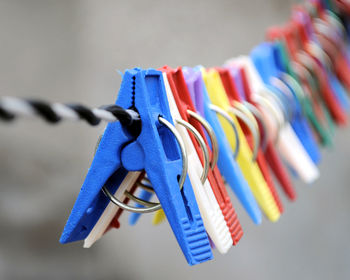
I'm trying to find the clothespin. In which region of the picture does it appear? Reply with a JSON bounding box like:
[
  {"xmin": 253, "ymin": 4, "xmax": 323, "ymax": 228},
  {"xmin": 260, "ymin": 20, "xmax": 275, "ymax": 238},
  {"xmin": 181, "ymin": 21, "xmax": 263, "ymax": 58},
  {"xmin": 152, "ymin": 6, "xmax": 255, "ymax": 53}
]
[
  {"xmin": 152, "ymin": 209, "xmax": 166, "ymax": 225},
  {"xmin": 60, "ymin": 68, "xmax": 213, "ymax": 265},
  {"xmin": 160, "ymin": 69, "xmax": 233, "ymax": 253},
  {"xmin": 217, "ymin": 67, "xmax": 284, "ymax": 214},
  {"xmin": 183, "ymin": 67, "xmax": 262, "ymax": 225},
  {"xmin": 294, "ymin": 6, "xmax": 350, "ymax": 108},
  {"xmin": 310, "ymin": 14, "xmax": 350, "ymax": 110},
  {"xmin": 286, "ymin": 9, "xmax": 348, "ymax": 125},
  {"xmin": 239, "ymin": 65, "xmax": 297, "ymax": 201},
  {"xmin": 160, "ymin": 67, "xmax": 243, "ymax": 247},
  {"xmin": 251, "ymin": 42, "xmax": 322, "ymax": 165},
  {"xmin": 267, "ymin": 21, "xmax": 342, "ymax": 143},
  {"xmin": 231, "ymin": 55, "xmax": 319, "ymax": 184},
  {"xmin": 202, "ymin": 68, "xmax": 281, "ymax": 222}
]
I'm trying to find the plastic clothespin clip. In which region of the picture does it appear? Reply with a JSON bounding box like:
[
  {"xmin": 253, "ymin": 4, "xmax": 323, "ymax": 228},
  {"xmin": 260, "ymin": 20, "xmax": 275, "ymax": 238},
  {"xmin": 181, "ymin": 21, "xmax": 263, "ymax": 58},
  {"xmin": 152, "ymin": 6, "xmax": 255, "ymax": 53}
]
[
  {"xmin": 273, "ymin": 41, "xmax": 322, "ymax": 164},
  {"xmin": 262, "ymin": 32, "xmax": 322, "ymax": 160},
  {"xmin": 270, "ymin": 24, "xmax": 334, "ymax": 144},
  {"xmin": 163, "ymin": 70, "xmax": 234, "ymax": 253},
  {"xmin": 161, "ymin": 66, "xmax": 243, "ymax": 247},
  {"xmin": 232, "ymin": 55, "xmax": 319, "ymax": 183},
  {"xmin": 238, "ymin": 65, "xmax": 297, "ymax": 201},
  {"xmin": 285, "ymin": 12, "xmax": 348, "ymax": 125},
  {"xmin": 230, "ymin": 66, "xmax": 287, "ymax": 208},
  {"xmin": 160, "ymin": 70, "xmax": 233, "ymax": 252},
  {"xmin": 292, "ymin": 7, "xmax": 350, "ymax": 112},
  {"xmin": 334, "ymin": 0, "xmax": 350, "ymax": 17},
  {"xmin": 267, "ymin": 23, "xmax": 337, "ymax": 145},
  {"xmin": 61, "ymin": 68, "xmax": 213, "ymax": 266},
  {"xmin": 251, "ymin": 42, "xmax": 322, "ymax": 165},
  {"xmin": 202, "ymin": 68, "xmax": 281, "ymax": 222},
  {"xmin": 217, "ymin": 67, "xmax": 284, "ymax": 214},
  {"xmin": 183, "ymin": 67, "xmax": 262, "ymax": 225},
  {"xmin": 152, "ymin": 209, "xmax": 166, "ymax": 225},
  {"xmin": 310, "ymin": 15, "xmax": 350, "ymax": 111}
]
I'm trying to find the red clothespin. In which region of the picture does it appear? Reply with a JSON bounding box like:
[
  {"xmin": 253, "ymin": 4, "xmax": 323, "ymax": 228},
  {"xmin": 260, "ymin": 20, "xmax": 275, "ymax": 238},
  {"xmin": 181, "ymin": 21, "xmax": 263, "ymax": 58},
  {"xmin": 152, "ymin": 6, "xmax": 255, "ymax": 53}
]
[
  {"xmin": 335, "ymin": 0, "xmax": 350, "ymax": 15},
  {"xmin": 160, "ymin": 66, "xmax": 243, "ymax": 245},
  {"xmin": 268, "ymin": 18, "xmax": 347, "ymax": 125},
  {"xmin": 239, "ymin": 67, "xmax": 296, "ymax": 201},
  {"xmin": 218, "ymin": 67, "xmax": 284, "ymax": 212}
]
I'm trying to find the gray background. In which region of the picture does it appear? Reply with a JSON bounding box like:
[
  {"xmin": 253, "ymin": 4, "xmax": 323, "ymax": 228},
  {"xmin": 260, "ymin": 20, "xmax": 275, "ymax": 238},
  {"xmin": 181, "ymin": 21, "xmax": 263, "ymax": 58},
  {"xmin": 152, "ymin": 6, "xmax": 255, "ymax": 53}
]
[{"xmin": 0, "ymin": 0, "xmax": 349, "ymax": 279}]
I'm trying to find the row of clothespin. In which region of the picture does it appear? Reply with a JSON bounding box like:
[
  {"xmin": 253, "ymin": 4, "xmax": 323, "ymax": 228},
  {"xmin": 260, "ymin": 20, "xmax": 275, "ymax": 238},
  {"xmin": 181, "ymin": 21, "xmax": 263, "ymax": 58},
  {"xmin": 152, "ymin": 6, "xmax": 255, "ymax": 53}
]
[{"xmin": 59, "ymin": 0, "xmax": 350, "ymax": 265}]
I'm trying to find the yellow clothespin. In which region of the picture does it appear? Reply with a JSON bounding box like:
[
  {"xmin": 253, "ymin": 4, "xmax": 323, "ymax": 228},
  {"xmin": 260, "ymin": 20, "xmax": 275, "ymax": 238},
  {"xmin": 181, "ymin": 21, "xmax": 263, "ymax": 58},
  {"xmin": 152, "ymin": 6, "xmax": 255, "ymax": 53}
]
[
  {"xmin": 152, "ymin": 209, "xmax": 166, "ymax": 225},
  {"xmin": 202, "ymin": 69, "xmax": 280, "ymax": 222}
]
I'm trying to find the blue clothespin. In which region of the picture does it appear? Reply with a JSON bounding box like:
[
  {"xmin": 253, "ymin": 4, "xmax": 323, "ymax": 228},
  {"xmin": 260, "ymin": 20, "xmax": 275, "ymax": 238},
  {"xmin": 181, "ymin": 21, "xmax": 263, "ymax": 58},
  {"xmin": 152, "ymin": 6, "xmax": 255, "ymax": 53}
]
[
  {"xmin": 129, "ymin": 188, "xmax": 153, "ymax": 225},
  {"xmin": 251, "ymin": 42, "xmax": 321, "ymax": 165},
  {"xmin": 183, "ymin": 67, "xmax": 262, "ymax": 225},
  {"xmin": 60, "ymin": 68, "xmax": 213, "ymax": 265},
  {"xmin": 327, "ymin": 68, "xmax": 350, "ymax": 112}
]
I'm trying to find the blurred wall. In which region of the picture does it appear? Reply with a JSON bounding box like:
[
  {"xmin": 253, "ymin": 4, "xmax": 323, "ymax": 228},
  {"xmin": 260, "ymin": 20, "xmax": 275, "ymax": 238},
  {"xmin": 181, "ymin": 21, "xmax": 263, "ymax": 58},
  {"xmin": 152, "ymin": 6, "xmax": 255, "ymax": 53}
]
[{"xmin": 0, "ymin": 0, "xmax": 349, "ymax": 279}]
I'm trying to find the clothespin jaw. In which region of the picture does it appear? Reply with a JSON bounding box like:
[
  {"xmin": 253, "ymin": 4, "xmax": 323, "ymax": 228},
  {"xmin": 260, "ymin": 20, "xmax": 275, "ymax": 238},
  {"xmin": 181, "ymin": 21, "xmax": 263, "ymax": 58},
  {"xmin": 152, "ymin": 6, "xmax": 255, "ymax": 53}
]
[{"xmin": 61, "ymin": 68, "xmax": 213, "ymax": 266}]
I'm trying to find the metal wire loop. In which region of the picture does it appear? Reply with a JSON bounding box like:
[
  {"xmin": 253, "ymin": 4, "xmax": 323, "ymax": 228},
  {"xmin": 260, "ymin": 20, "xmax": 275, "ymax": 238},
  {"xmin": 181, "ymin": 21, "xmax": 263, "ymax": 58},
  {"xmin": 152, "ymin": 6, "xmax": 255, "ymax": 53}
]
[
  {"xmin": 209, "ymin": 104, "xmax": 240, "ymax": 159},
  {"xmin": 176, "ymin": 118, "xmax": 210, "ymax": 184},
  {"xmin": 228, "ymin": 104, "xmax": 259, "ymax": 162},
  {"xmin": 242, "ymin": 102, "xmax": 269, "ymax": 152},
  {"xmin": 187, "ymin": 110, "xmax": 219, "ymax": 170}
]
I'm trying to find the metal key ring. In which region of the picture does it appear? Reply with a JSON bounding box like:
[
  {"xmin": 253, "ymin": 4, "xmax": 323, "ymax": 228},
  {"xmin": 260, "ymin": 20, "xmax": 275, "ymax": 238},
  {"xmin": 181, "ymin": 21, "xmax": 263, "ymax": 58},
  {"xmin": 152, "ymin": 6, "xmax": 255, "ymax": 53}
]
[
  {"xmin": 243, "ymin": 101, "xmax": 269, "ymax": 152},
  {"xmin": 209, "ymin": 104, "xmax": 240, "ymax": 159},
  {"xmin": 228, "ymin": 103, "xmax": 259, "ymax": 162},
  {"xmin": 102, "ymin": 116, "xmax": 188, "ymax": 213},
  {"xmin": 176, "ymin": 119, "xmax": 210, "ymax": 184},
  {"xmin": 187, "ymin": 110, "xmax": 219, "ymax": 171}
]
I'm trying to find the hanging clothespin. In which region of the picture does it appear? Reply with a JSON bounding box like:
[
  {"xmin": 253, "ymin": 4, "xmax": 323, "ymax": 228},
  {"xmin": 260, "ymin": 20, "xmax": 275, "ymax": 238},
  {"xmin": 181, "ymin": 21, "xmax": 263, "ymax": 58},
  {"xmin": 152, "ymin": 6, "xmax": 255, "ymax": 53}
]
[
  {"xmin": 231, "ymin": 55, "xmax": 319, "ymax": 184},
  {"xmin": 267, "ymin": 23, "xmax": 337, "ymax": 146},
  {"xmin": 251, "ymin": 42, "xmax": 322, "ymax": 165},
  {"xmin": 217, "ymin": 67, "xmax": 284, "ymax": 214},
  {"xmin": 202, "ymin": 68, "xmax": 281, "ymax": 222},
  {"xmin": 161, "ymin": 66, "xmax": 243, "ymax": 247},
  {"xmin": 238, "ymin": 65, "xmax": 296, "ymax": 201},
  {"xmin": 284, "ymin": 9, "xmax": 348, "ymax": 125},
  {"xmin": 60, "ymin": 68, "xmax": 213, "ymax": 266},
  {"xmin": 308, "ymin": 9, "xmax": 350, "ymax": 110},
  {"xmin": 183, "ymin": 67, "xmax": 262, "ymax": 225}
]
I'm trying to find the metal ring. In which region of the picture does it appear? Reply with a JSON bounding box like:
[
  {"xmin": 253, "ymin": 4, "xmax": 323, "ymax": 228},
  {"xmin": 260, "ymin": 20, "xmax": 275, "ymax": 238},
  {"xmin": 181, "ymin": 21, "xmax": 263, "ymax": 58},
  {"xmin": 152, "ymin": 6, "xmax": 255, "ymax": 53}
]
[
  {"xmin": 243, "ymin": 101, "xmax": 269, "ymax": 152},
  {"xmin": 124, "ymin": 191, "xmax": 157, "ymax": 207},
  {"xmin": 254, "ymin": 94, "xmax": 282, "ymax": 145},
  {"xmin": 102, "ymin": 116, "xmax": 188, "ymax": 213},
  {"xmin": 270, "ymin": 77, "xmax": 295, "ymax": 121},
  {"xmin": 209, "ymin": 104, "xmax": 240, "ymax": 159},
  {"xmin": 136, "ymin": 182, "xmax": 155, "ymax": 193},
  {"xmin": 228, "ymin": 104, "xmax": 259, "ymax": 162},
  {"xmin": 176, "ymin": 118, "xmax": 210, "ymax": 184},
  {"xmin": 187, "ymin": 110, "xmax": 219, "ymax": 170}
]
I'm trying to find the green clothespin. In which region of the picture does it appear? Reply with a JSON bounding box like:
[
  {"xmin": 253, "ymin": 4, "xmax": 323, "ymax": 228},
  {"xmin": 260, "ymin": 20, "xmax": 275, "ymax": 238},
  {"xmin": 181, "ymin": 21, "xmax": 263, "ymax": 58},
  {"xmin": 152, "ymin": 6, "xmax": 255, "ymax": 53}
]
[{"xmin": 274, "ymin": 40, "xmax": 333, "ymax": 145}]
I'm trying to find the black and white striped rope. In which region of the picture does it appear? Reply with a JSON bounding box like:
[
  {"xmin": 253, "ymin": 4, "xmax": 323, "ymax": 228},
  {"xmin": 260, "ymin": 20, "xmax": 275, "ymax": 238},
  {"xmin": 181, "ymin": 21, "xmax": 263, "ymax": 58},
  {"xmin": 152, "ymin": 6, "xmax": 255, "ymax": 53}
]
[{"xmin": 0, "ymin": 96, "xmax": 140, "ymax": 128}]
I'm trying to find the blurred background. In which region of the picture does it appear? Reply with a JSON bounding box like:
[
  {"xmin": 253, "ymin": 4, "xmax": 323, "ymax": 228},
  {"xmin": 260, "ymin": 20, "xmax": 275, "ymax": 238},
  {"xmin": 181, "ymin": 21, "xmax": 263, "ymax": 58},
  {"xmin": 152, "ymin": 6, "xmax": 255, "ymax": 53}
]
[{"xmin": 0, "ymin": 0, "xmax": 349, "ymax": 279}]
